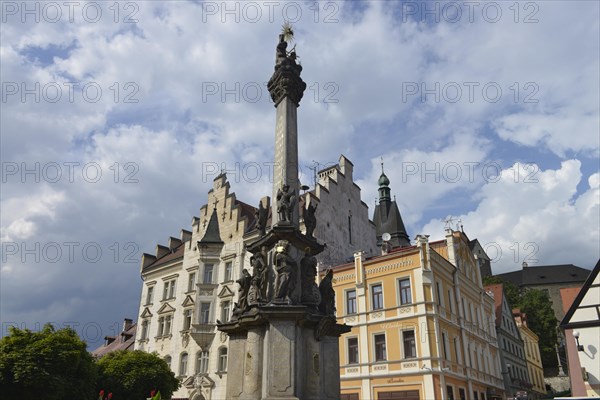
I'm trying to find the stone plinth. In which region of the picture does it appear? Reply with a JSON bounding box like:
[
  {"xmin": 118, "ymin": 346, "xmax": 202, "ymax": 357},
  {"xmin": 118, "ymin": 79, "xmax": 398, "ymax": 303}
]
[{"xmin": 218, "ymin": 306, "xmax": 349, "ymax": 400}]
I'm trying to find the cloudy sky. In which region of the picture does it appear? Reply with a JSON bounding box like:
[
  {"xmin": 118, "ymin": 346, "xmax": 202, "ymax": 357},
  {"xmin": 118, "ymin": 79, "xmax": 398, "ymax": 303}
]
[{"xmin": 1, "ymin": 1, "xmax": 598, "ymax": 347}]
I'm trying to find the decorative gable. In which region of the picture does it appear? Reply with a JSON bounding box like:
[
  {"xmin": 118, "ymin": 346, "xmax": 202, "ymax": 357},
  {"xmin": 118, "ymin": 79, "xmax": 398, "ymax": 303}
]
[
  {"xmin": 157, "ymin": 302, "xmax": 176, "ymax": 314},
  {"xmin": 181, "ymin": 295, "xmax": 195, "ymax": 308},
  {"xmin": 218, "ymin": 285, "xmax": 234, "ymax": 299},
  {"xmin": 140, "ymin": 307, "xmax": 153, "ymax": 319}
]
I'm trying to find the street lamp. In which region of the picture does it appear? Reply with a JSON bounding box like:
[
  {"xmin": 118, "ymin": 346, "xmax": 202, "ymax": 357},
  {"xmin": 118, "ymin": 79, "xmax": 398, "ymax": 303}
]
[{"xmin": 573, "ymin": 331, "xmax": 584, "ymax": 351}]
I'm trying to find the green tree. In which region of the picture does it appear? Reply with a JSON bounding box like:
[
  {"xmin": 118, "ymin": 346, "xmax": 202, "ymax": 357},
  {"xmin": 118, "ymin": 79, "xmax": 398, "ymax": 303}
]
[
  {"xmin": 96, "ymin": 350, "xmax": 179, "ymax": 399},
  {"xmin": 519, "ymin": 288, "xmax": 559, "ymax": 368},
  {"xmin": 0, "ymin": 324, "xmax": 97, "ymax": 400}
]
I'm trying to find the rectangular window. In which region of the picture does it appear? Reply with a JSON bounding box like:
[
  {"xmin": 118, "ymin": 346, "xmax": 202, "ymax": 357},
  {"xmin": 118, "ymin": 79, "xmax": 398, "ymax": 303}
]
[
  {"xmin": 372, "ymin": 284, "xmax": 383, "ymax": 310},
  {"xmin": 179, "ymin": 353, "xmax": 188, "ymax": 376},
  {"xmin": 436, "ymin": 282, "xmax": 442, "ymax": 306},
  {"xmin": 203, "ymin": 264, "xmax": 214, "ymax": 284},
  {"xmin": 346, "ymin": 289, "xmax": 357, "ymax": 314},
  {"xmin": 447, "ymin": 386, "xmax": 454, "ymax": 400},
  {"xmin": 183, "ymin": 309, "xmax": 192, "ymax": 330},
  {"xmin": 348, "ymin": 337, "xmax": 359, "ymax": 364},
  {"xmin": 200, "ymin": 302, "xmax": 211, "ymax": 324},
  {"xmin": 374, "ymin": 334, "xmax": 386, "ymax": 361},
  {"xmin": 163, "ymin": 280, "xmax": 176, "ymax": 300},
  {"xmin": 221, "ymin": 301, "xmax": 231, "ymax": 322},
  {"xmin": 141, "ymin": 320, "xmax": 149, "ymax": 340},
  {"xmin": 157, "ymin": 317, "xmax": 165, "ymax": 336},
  {"xmin": 442, "ymin": 332, "xmax": 448, "ymax": 360},
  {"xmin": 165, "ymin": 315, "xmax": 172, "ymax": 335},
  {"xmin": 218, "ymin": 348, "xmax": 228, "ymax": 371},
  {"xmin": 403, "ymin": 330, "xmax": 416, "ymax": 359},
  {"xmin": 187, "ymin": 273, "xmax": 196, "ymax": 292},
  {"xmin": 197, "ymin": 351, "xmax": 209, "ymax": 374},
  {"xmin": 459, "ymin": 388, "xmax": 466, "ymax": 400},
  {"xmin": 399, "ymin": 278, "xmax": 412, "ymax": 305},
  {"xmin": 474, "ymin": 392, "xmax": 479, "ymax": 400},
  {"xmin": 145, "ymin": 286, "xmax": 154, "ymax": 305},
  {"xmin": 224, "ymin": 261, "xmax": 233, "ymax": 282}
]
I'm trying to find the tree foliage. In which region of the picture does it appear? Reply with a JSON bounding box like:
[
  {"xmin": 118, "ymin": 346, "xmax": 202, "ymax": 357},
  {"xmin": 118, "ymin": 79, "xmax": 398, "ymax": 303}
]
[
  {"xmin": 519, "ymin": 289, "xmax": 559, "ymax": 368},
  {"xmin": 0, "ymin": 324, "xmax": 97, "ymax": 400},
  {"xmin": 96, "ymin": 350, "xmax": 180, "ymax": 399}
]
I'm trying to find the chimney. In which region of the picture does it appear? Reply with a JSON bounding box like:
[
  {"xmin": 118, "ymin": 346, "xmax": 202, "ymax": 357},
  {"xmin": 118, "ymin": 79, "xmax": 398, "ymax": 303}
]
[
  {"xmin": 104, "ymin": 336, "xmax": 116, "ymax": 346},
  {"xmin": 522, "ymin": 261, "xmax": 528, "ymax": 269},
  {"xmin": 123, "ymin": 318, "xmax": 133, "ymax": 332}
]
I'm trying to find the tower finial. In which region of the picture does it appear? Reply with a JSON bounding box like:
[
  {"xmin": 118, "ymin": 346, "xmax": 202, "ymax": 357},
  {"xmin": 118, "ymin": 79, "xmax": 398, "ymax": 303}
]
[{"xmin": 381, "ymin": 156, "xmax": 384, "ymax": 174}]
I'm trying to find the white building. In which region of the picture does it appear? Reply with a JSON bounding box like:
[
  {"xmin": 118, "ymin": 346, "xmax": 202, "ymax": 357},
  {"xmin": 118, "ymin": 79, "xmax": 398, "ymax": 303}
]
[{"xmin": 134, "ymin": 157, "xmax": 378, "ymax": 400}]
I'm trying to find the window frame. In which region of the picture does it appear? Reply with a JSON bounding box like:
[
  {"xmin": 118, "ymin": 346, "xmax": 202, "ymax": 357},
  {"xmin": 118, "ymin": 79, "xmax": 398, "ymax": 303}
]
[
  {"xmin": 145, "ymin": 285, "xmax": 154, "ymax": 305},
  {"xmin": 346, "ymin": 289, "xmax": 357, "ymax": 315},
  {"xmin": 371, "ymin": 283, "xmax": 384, "ymax": 311},
  {"xmin": 347, "ymin": 336, "xmax": 359, "ymax": 364},
  {"xmin": 196, "ymin": 350, "xmax": 209, "ymax": 374},
  {"xmin": 402, "ymin": 329, "xmax": 417, "ymax": 359},
  {"xmin": 187, "ymin": 272, "xmax": 196, "ymax": 292},
  {"xmin": 373, "ymin": 333, "xmax": 387, "ymax": 362},
  {"xmin": 203, "ymin": 264, "xmax": 214, "ymax": 284},
  {"xmin": 224, "ymin": 261, "xmax": 233, "ymax": 282},
  {"xmin": 200, "ymin": 302, "xmax": 211, "ymax": 324},
  {"xmin": 183, "ymin": 308, "xmax": 193, "ymax": 331},
  {"xmin": 179, "ymin": 352, "xmax": 188, "ymax": 377},
  {"xmin": 398, "ymin": 277, "xmax": 412, "ymax": 305},
  {"xmin": 218, "ymin": 347, "xmax": 228, "ymax": 372}
]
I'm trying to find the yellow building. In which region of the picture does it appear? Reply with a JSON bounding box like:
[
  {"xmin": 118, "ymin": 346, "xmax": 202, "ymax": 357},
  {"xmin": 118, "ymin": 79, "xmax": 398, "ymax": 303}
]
[
  {"xmin": 513, "ymin": 310, "xmax": 546, "ymax": 398},
  {"xmin": 331, "ymin": 230, "xmax": 505, "ymax": 400}
]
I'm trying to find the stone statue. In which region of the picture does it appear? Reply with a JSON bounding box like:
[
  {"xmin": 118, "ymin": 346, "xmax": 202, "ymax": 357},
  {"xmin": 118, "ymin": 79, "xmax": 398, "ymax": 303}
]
[
  {"xmin": 251, "ymin": 247, "xmax": 269, "ymax": 301},
  {"xmin": 258, "ymin": 246, "xmax": 269, "ymax": 301},
  {"xmin": 247, "ymin": 275, "xmax": 260, "ymax": 307},
  {"xmin": 275, "ymin": 33, "xmax": 287, "ymax": 66},
  {"xmin": 303, "ymin": 202, "xmax": 318, "ymax": 238},
  {"xmin": 318, "ymin": 269, "xmax": 335, "ymax": 316},
  {"xmin": 300, "ymin": 250, "xmax": 321, "ymax": 306},
  {"xmin": 236, "ymin": 269, "xmax": 252, "ymax": 312},
  {"xmin": 273, "ymin": 240, "xmax": 296, "ymax": 303},
  {"xmin": 254, "ymin": 200, "xmax": 268, "ymax": 237},
  {"xmin": 276, "ymin": 184, "xmax": 295, "ymax": 223}
]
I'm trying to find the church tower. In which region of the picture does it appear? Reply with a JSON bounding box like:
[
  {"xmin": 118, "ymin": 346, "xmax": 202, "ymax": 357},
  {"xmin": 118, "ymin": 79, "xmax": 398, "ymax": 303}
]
[{"xmin": 373, "ymin": 161, "xmax": 411, "ymax": 248}]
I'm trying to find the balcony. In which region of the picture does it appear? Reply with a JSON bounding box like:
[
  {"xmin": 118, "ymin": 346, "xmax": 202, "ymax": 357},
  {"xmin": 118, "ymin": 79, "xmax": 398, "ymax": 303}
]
[{"xmin": 190, "ymin": 322, "xmax": 216, "ymax": 348}]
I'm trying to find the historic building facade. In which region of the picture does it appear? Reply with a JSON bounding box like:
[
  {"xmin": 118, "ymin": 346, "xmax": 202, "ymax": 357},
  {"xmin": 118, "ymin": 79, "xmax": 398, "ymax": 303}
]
[
  {"xmin": 513, "ymin": 310, "xmax": 546, "ymax": 398},
  {"xmin": 332, "ymin": 228, "xmax": 505, "ymax": 400},
  {"xmin": 134, "ymin": 155, "xmax": 378, "ymax": 400},
  {"xmin": 484, "ymin": 284, "xmax": 531, "ymax": 399}
]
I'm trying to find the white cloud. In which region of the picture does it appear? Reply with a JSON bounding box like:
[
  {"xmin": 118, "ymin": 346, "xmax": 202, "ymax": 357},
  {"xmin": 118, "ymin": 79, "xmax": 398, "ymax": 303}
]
[{"xmin": 421, "ymin": 161, "xmax": 600, "ymax": 272}]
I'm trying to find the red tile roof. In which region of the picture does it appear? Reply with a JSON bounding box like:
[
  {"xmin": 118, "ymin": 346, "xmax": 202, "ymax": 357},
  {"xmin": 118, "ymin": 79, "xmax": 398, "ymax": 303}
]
[{"xmin": 484, "ymin": 283, "xmax": 504, "ymax": 327}]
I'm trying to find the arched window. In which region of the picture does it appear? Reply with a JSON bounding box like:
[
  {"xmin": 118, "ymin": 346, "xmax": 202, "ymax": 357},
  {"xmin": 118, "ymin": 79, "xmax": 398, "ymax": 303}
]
[
  {"xmin": 179, "ymin": 352, "xmax": 188, "ymax": 376},
  {"xmin": 218, "ymin": 347, "xmax": 228, "ymax": 372},
  {"xmin": 196, "ymin": 350, "xmax": 209, "ymax": 374}
]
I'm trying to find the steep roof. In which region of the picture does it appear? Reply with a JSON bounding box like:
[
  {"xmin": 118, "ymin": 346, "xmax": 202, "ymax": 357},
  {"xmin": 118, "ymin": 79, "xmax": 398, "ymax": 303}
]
[
  {"xmin": 496, "ymin": 264, "xmax": 591, "ymax": 287},
  {"xmin": 373, "ymin": 200, "xmax": 411, "ymax": 248},
  {"xmin": 199, "ymin": 208, "xmax": 223, "ymax": 244}
]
